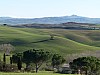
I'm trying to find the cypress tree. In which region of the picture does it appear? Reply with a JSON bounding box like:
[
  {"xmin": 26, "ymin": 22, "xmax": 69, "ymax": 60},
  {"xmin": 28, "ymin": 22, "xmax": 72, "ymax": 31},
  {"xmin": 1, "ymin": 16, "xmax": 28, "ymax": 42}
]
[
  {"xmin": 10, "ymin": 57, "xmax": 12, "ymax": 65},
  {"xmin": 3, "ymin": 53, "xmax": 6, "ymax": 69},
  {"xmin": 17, "ymin": 57, "xmax": 22, "ymax": 70}
]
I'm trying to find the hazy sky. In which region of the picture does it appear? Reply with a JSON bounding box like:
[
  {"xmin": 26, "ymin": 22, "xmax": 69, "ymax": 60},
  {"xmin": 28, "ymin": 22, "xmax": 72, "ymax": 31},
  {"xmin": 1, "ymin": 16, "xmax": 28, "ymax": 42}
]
[{"xmin": 0, "ymin": 0, "xmax": 100, "ymax": 18}]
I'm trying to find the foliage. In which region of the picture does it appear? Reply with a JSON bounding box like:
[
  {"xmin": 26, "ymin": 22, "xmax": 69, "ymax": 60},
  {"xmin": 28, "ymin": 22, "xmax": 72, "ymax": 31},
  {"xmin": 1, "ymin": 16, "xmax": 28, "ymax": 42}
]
[
  {"xmin": 2, "ymin": 64, "xmax": 18, "ymax": 72},
  {"xmin": 23, "ymin": 49, "xmax": 52, "ymax": 73},
  {"xmin": 0, "ymin": 60, "xmax": 18, "ymax": 72},
  {"xmin": 69, "ymin": 56, "xmax": 100, "ymax": 75},
  {"xmin": 12, "ymin": 53, "xmax": 23, "ymax": 70},
  {"xmin": 3, "ymin": 53, "xmax": 6, "ymax": 69},
  {"xmin": 17, "ymin": 57, "xmax": 22, "ymax": 70},
  {"xmin": 50, "ymin": 35, "xmax": 54, "ymax": 40},
  {"xmin": 52, "ymin": 54, "xmax": 65, "ymax": 69},
  {"xmin": 0, "ymin": 44, "xmax": 14, "ymax": 55},
  {"xmin": 10, "ymin": 57, "xmax": 12, "ymax": 64},
  {"xmin": 0, "ymin": 60, "xmax": 3, "ymax": 71}
]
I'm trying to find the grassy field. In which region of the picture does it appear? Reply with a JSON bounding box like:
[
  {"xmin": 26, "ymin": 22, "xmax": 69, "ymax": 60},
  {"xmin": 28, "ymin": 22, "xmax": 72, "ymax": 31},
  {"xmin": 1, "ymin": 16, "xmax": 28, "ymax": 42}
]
[
  {"xmin": 42, "ymin": 29, "xmax": 100, "ymax": 47},
  {"xmin": 0, "ymin": 72, "xmax": 77, "ymax": 75},
  {"xmin": 0, "ymin": 26, "xmax": 99, "ymax": 56}
]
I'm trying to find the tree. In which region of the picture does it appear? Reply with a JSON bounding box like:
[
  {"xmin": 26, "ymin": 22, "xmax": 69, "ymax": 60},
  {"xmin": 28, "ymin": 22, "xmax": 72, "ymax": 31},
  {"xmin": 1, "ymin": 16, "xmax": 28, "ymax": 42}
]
[
  {"xmin": 0, "ymin": 60, "xmax": 3, "ymax": 71},
  {"xmin": 3, "ymin": 53, "xmax": 6, "ymax": 69},
  {"xmin": 10, "ymin": 57, "xmax": 12, "ymax": 65},
  {"xmin": 0, "ymin": 44, "xmax": 15, "ymax": 56},
  {"xmin": 52, "ymin": 54, "xmax": 65, "ymax": 69},
  {"xmin": 3, "ymin": 24, "xmax": 7, "ymax": 26},
  {"xmin": 12, "ymin": 53, "xmax": 23, "ymax": 70},
  {"xmin": 69, "ymin": 56, "xmax": 100, "ymax": 75},
  {"xmin": 17, "ymin": 57, "xmax": 22, "ymax": 70},
  {"xmin": 50, "ymin": 35, "xmax": 54, "ymax": 40},
  {"xmin": 23, "ymin": 49, "xmax": 51, "ymax": 73},
  {"xmin": 22, "ymin": 50, "xmax": 32, "ymax": 70}
]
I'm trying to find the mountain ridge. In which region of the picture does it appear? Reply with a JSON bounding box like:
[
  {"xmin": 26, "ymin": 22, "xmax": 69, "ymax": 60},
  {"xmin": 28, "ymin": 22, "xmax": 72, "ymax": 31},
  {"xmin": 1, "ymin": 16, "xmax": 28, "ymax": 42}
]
[{"xmin": 0, "ymin": 15, "xmax": 100, "ymax": 25}]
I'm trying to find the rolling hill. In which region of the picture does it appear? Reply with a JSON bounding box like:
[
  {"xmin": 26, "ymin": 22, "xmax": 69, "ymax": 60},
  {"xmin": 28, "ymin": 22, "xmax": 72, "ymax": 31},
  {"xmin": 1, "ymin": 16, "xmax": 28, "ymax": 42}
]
[
  {"xmin": 12, "ymin": 22, "xmax": 100, "ymax": 30},
  {"xmin": 0, "ymin": 26, "xmax": 99, "ymax": 56}
]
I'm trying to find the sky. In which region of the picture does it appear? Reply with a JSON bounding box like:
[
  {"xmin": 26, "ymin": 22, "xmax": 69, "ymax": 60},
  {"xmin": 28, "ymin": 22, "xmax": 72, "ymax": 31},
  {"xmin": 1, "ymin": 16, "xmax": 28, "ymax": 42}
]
[{"xmin": 0, "ymin": 0, "xmax": 100, "ymax": 18}]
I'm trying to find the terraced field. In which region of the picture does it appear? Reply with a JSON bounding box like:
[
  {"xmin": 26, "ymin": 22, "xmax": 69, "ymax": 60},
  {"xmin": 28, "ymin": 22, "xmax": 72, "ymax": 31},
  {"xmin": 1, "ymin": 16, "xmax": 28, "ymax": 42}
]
[{"xmin": 0, "ymin": 26, "xmax": 100, "ymax": 56}]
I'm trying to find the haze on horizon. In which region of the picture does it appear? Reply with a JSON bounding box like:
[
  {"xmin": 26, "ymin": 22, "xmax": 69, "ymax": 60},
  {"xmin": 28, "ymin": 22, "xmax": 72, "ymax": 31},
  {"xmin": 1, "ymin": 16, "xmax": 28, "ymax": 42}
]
[{"xmin": 0, "ymin": 0, "xmax": 100, "ymax": 18}]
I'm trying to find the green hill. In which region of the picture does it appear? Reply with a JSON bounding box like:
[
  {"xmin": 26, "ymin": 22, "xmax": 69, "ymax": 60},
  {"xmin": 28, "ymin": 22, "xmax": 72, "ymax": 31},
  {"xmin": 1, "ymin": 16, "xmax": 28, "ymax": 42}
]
[
  {"xmin": 0, "ymin": 26, "xmax": 99, "ymax": 56},
  {"xmin": 42, "ymin": 29, "xmax": 100, "ymax": 47}
]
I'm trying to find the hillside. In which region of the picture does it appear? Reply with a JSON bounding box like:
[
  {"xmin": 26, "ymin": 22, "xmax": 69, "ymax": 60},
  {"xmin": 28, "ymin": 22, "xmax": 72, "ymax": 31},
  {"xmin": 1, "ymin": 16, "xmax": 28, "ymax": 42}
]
[
  {"xmin": 0, "ymin": 26, "xmax": 99, "ymax": 56},
  {"xmin": 41, "ymin": 29, "xmax": 100, "ymax": 47},
  {"xmin": 1, "ymin": 15, "xmax": 100, "ymax": 25},
  {"xmin": 12, "ymin": 22, "xmax": 100, "ymax": 30}
]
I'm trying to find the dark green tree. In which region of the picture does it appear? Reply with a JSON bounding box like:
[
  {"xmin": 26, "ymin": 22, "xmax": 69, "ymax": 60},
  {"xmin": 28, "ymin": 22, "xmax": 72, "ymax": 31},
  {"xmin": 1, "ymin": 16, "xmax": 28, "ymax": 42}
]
[
  {"xmin": 12, "ymin": 53, "xmax": 23, "ymax": 70},
  {"xmin": 3, "ymin": 24, "xmax": 7, "ymax": 26},
  {"xmin": 10, "ymin": 57, "xmax": 12, "ymax": 65},
  {"xmin": 69, "ymin": 56, "xmax": 100, "ymax": 75},
  {"xmin": 3, "ymin": 53, "xmax": 6, "ymax": 69},
  {"xmin": 23, "ymin": 49, "xmax": 51, "ymax": 73},
  {"xmin": 52, "ymin": 54, "xmax": 65, "ymax": 69},
  {"xmin": 22, "ymin": 50, "xmax": 32, "ymax": 70},
  {"xmin": 0, "ymin": 59, "xmax": 3, "ymax": 71},
  {"xmin": 17, "ymin": 57, "xmax": 22, "ymax": 70},
  {"xmin": 50, "ymin": 35, "xmax": 54, "ymax": 40}
]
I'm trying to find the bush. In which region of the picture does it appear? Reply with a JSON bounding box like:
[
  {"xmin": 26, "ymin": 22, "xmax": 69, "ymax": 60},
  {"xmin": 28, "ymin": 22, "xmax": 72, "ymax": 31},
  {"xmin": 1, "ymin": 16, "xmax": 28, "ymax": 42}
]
[
  {"xmin": 61, "ymin": 69, "xmax": 72, "ymax": 74},
  {"xmin": 2, "ymin": 64, "xmax": 18, "ymax": 72}
]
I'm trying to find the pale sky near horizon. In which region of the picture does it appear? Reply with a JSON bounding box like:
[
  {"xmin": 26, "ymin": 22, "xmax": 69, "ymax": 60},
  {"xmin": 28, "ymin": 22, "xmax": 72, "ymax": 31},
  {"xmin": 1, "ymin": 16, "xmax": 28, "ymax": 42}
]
[{"xmin": 0, "ymin": 0, "xmax": 100, "ymax": 18}]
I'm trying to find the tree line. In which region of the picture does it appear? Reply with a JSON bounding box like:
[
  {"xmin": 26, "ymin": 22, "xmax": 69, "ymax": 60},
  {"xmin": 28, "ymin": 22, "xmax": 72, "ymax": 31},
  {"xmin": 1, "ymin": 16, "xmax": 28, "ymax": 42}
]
[
  {"xmin": 1, "ymin": 47, "xmax": 100, "ymax": 75},
  {"xmin": 70, "ymin": 56, "xmax": 100, "ymax": 75},
  {"xmin": 2, "ymin": 49, "xmax": 65, "ymax": 73}
]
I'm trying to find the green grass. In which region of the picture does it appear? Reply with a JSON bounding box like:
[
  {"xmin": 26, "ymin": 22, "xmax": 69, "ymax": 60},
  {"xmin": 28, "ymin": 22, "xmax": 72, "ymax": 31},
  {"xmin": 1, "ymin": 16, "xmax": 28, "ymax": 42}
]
[
  {"xmin": 42, "ymin": 29, "xmax": 100, "ymax": 47},
  {"xmin": 0, "ymin": 26, "xmax": 99, "ymax": 56},
  {"xmin": 0, "ymin": 71, "xmax": 77, "ymax": 75}
]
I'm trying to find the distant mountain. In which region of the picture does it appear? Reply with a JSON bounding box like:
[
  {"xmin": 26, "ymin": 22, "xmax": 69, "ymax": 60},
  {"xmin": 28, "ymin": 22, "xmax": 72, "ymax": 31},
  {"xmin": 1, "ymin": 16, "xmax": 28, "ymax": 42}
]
[
  {"xmin": 0, "ymin": 17, "xmax": 12, "ymax": 19},
  {"xmin": 0, "ymin": 15, "xmax": 100, "ymax": 25}
]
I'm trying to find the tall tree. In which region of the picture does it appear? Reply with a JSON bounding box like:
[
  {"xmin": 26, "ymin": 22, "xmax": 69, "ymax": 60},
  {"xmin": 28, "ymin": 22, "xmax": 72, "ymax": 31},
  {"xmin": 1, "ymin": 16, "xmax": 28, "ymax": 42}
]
[
  {"xmin": 10, "ymin": 57, "xmax": 12, "ymax": 65},
  {"xmin": 52, "ymin": 54, "xmax": 65, "ymax": 69},
  {"xmin": 0, "ymin": 44, "xmax": 15, "ymax": 56},
  {"xmin": 23, "ymin": 49, "xmax": 51, "ymax": 73},
  {"xmin": 3, "ymin": 53, "xmax": 6, "ymax": 69},
  {"xmin": 22, "ymin": 50, "xmax": 32, "ymax": 70},
  {"xmin": 50, "ymin": 35, "xmax": 54, "ymax": 40},
  {"xmin": 17, "ymin": 57, "xmax": 22, "ymax": 70},
  {"xmin": 12, "ymin": 53, "xmax": 23, "ymax": 70},
  {"xmin": 69, "ymin": 56, "xmax": 100, "ymax": 75}
]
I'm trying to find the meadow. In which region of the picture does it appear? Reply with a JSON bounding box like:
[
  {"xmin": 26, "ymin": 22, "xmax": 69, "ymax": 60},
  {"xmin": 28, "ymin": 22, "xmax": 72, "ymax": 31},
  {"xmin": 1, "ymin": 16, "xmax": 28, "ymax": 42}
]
[{"xmin": 0, "ymin": 26, "xmax": 99, "ymax": 56}]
